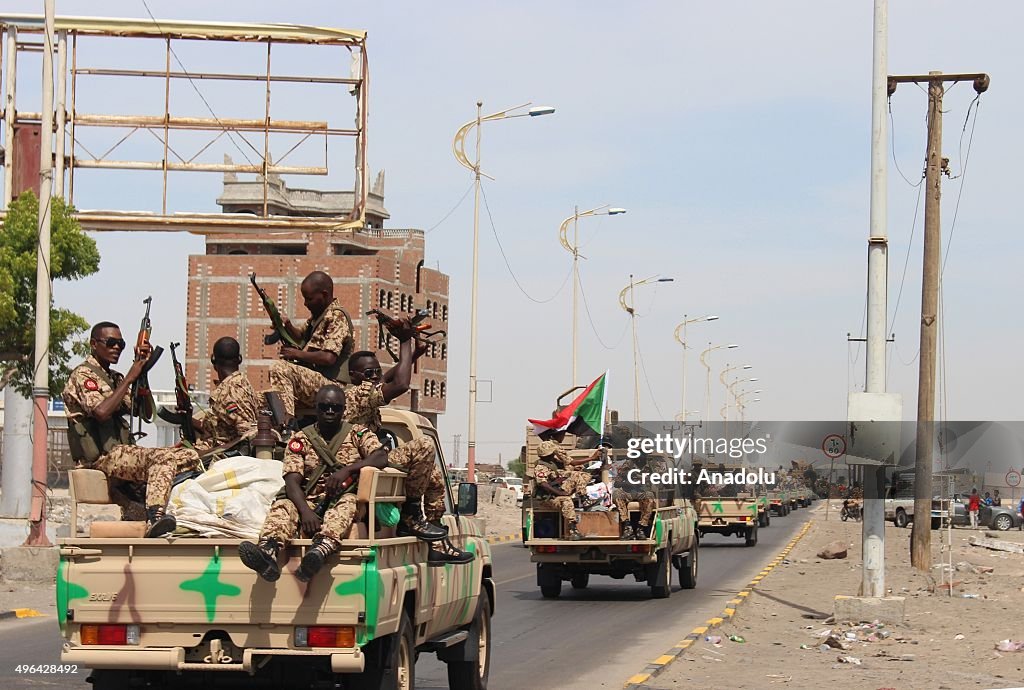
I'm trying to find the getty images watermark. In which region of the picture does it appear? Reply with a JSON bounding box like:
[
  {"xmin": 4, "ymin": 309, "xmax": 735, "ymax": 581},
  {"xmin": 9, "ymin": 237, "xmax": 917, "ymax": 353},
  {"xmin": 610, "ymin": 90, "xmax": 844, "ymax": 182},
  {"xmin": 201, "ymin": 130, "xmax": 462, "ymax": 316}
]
[{"xmin": 622, "ymin": 433, "xmax": 776, "ymax": 487}]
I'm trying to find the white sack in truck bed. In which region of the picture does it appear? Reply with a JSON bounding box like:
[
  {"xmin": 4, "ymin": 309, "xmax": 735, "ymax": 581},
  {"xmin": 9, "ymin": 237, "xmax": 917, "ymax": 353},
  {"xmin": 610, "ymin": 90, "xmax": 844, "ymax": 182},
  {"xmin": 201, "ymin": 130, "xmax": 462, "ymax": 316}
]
[{"xmin": 168, "ymin": 456, "xmax": 284, "ymax": 539}]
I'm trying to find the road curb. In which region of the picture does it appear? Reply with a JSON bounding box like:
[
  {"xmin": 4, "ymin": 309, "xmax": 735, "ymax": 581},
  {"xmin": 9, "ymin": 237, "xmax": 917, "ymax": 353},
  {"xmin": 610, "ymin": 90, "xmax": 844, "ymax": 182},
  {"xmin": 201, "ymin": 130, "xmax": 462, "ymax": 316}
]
[
  {"xmin": 623, "ymin": 519, "xmax": 814, "ymax": 689},
  {"xmin": 485, "ymin": 533, "xmax": 521, "ymax": 545},
  {"xmin": 0, "ymin": 608, "xmax": 43, "ymax": 621}
]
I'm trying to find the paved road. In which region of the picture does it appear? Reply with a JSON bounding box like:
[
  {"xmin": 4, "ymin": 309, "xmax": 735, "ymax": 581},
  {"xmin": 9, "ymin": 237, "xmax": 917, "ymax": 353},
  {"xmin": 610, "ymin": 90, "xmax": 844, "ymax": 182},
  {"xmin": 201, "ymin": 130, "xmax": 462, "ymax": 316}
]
[{"xmin": 0, "ymin": 511, "xmax": 813, "ymax": 689}]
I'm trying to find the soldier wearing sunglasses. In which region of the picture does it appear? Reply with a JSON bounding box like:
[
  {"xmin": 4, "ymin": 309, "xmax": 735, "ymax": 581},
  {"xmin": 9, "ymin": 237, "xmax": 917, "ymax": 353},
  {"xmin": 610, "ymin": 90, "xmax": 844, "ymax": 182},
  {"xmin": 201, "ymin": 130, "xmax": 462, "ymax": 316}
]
[
  {"xmin": 63, "ymin": 322, "xmax": 201, "ymax": 537},
  {"xmin": 346, "ymin": 321, "xmax": 472, "ymax": 565}
]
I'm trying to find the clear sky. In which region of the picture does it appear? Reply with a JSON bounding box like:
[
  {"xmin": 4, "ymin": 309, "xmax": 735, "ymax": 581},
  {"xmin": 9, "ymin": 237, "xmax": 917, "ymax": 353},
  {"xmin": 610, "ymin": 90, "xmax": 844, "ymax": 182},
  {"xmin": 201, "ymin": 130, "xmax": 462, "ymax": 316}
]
[{"xmin": 3, "ymin": 1, "xmax": 1021, "ymax": 466}]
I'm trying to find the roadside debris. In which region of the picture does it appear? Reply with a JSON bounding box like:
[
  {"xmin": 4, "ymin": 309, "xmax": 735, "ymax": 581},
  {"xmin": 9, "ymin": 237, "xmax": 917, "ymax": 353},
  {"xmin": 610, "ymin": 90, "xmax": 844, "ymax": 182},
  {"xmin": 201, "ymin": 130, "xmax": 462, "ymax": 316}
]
[
  {"xmin": 995, "ymin": 640, "xmax": 1024, "ymax": 652},
  {"xmin": 837, "ymin": 655, "xmax": 862, "ymax": 665},
  {"xmin": 968, "ymin": 537, "xmax": 1024, "ymax": 554},
  {"xmin": 728, "ymin": 635, "xmax": 746, "ymax": 643},
  {"xmin": 817, "ymin": 541, "xmax": 849, "ymax": 559},
  {"xmin": 705, "ymin": 635, "xmax": 723, "ymax": 645}
]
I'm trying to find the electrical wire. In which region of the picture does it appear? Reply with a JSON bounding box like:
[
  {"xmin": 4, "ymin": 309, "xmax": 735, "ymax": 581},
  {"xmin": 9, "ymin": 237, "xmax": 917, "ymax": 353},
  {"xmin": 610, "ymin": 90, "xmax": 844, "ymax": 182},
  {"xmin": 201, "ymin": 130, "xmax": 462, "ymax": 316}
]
[
  {"xmin": 888, "ymin": 98, "xmax": 925, "ymax": 188},
  {"xmin": 479, "ymin": 183, "xmax": 572, "ymax": 304},
  {"xmin": 424, "ymin": 183, "xmax": 473, "ymax": 235},
  {"xmin": 576, "ymin": 266, "xmax": 630, "ymax": 351},
  {"xmin": 942, "ymin": 96, "xmax": 981, "ymax": 274},
  {"xmin": 140, "ymin": 0, "xmax": 256, "ymax": 166},
  {"xmin": 887, "ymin": 181, "xmax": 924, "ymax": 336},
  {"xmin": 635, "ymin": 324, "xmax": 667, "ymax": 420}
]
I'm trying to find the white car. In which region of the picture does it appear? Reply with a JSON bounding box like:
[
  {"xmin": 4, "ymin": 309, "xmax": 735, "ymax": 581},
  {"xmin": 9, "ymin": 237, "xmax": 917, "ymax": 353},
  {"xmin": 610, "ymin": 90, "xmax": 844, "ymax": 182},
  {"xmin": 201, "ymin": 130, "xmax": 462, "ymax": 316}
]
[{"xmin": 491, "ymin": 476, "xmax": 524, "ymax": 502}]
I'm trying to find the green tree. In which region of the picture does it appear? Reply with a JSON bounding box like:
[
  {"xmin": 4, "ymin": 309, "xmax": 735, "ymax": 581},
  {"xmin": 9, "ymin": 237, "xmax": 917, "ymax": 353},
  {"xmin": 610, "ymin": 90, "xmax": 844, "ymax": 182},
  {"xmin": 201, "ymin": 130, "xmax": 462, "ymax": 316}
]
[
  {"xmin": 507, "ymin": 448, "xmax": 526, "ymax": 479},
  {"xmin": 0, "ymin": 191, "xmax": 100, "ymax": 397}
]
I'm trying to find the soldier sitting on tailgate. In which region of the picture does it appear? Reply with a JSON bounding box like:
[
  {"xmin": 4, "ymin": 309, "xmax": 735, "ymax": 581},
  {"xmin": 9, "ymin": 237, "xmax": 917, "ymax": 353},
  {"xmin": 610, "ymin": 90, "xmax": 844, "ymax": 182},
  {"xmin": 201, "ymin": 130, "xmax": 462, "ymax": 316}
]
[
  {"xmin": 533, "ymin": 440, "xmax": 602, "ymax": 540},
  {"xmin": 238, "ymin": 384, "xmax": 388, "ymax": 582},
  {"xmin": 63, "ymin": 322, "xmax": 202, "ymax": 537},
  {"xmin": 346, "ymin": 319, "xmax": 472, "ymax": 565},
  {"xmin": 610, "ymin": 452, "xmax": 658, "ymax": 540},
  {"xmin": 268, "ymin": 271, "xmax": 355, "ymax": 427}
]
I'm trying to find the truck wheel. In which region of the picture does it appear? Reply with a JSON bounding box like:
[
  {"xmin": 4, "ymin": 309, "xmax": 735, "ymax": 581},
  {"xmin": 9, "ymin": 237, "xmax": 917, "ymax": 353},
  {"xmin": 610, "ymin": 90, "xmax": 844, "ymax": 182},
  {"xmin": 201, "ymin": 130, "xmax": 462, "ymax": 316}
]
[
  {"xmin": 347, "ymin": 612, "xmax": 416, "ymax": 690},
  {"xmin": 445, "ymin": 595, "xmax": 491, "ymax": 690},
  {"xmin": 649, "ymin": 547, "xmax": 672, "ymax": 599},
  {"xmin": 894, "ymin": 509, "xmax": 909, "ymax": 528},
  {"xmin": 744, "ymin": 524, "xmax": 758, "ymax": 547},
  {"xmin": 679, "ymin": 542, "xmax": 698, "ymax": 590},
  {"xmin": 570, "ymin": 573, "xmax": 590, "ymax": 590},
  {"xmin": 537, "ymin": 564, "xmax": 562, "ymax": 599}
]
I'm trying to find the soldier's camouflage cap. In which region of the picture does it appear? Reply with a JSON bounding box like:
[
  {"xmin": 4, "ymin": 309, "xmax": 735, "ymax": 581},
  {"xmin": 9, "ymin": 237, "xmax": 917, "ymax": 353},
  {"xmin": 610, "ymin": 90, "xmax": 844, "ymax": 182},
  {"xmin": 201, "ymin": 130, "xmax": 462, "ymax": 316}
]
[{"xmin": 536, "ymin": 440, "xmax": 560, "ymax": 457}]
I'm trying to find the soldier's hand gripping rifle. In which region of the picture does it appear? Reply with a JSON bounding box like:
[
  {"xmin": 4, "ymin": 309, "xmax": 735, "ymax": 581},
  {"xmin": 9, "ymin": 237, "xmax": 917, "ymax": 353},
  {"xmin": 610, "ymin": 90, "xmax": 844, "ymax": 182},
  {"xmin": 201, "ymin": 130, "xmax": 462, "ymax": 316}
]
[
  {"xmin": 129, "ymin": 297, "xmax": 163, "ymax": 438},
  {"xmin": 249, "ymin": 272, "xmax": 303, "ymax": 349},
  {"xmin": 366, "ymin": 308, "xmax": 447, "ymax": 362},
  {"xmin": 168, "ymin": 342, "xmax": 197, "ymax": 445}
]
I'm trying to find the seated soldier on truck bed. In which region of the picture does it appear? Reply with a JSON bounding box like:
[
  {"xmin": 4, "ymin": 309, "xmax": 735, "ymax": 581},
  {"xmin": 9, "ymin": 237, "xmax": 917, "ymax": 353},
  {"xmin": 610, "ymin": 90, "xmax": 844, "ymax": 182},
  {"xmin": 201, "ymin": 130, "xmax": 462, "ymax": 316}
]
[
  {"xmin": 610, "ymin": 453, "xmax": 660, "ymax": 540},
  {"xmin": 533, "ymin": 440, "xmax": 602, "ymax": 540},
  {"xmin": 239, "ymin": 384, "xmax": 388, "ymax": 582},
  {"xmin": 63, "ymin": 322, "xmax": 201, "ymax": 538}
]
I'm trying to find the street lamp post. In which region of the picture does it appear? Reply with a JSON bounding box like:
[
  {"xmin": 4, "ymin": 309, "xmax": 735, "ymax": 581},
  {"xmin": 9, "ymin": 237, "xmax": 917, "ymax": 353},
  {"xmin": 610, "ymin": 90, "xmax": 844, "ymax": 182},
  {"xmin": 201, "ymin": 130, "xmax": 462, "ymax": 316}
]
[
  {"xmin": 453, "ymin": 101, "xmax": 554, "ymax": 483},
  {"xmin": 673, "ymin": 315, "xmax": 718, "ymax": 424},
  {"xmin": 700, "ymin": 343, "xmax": 738, "ymax": 424},
  {"xmin": 719, "ymin": 364, "xmax": 753, "ymax": 422},
  {"xmin": 559, "ymin": 205, "xmax": 626, "ymax": 387},
  {"xmin": 619, "ymin": 274, "xmax": 674, "ymax": 423}
]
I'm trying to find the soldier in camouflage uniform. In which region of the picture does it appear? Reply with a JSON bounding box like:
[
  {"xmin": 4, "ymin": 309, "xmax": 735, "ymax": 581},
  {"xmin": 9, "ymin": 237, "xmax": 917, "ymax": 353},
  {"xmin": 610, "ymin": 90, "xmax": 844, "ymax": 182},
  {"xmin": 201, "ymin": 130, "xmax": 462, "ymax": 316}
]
[
  {"xmin": 346, "ymin": 325, "xmax": 472, "ymax": 565},
  {"xmin": 611, "ymin": 454, "xmax": 662, "ymax": 539},
  {"xmin": 533, "ymin": 440, "xmax": 603, "ymax": 540},
  {"xmin": 160, "ymin": 337, "xmax": 259, "ymax": 458},
  {"xmin": 239, "ymin": 385, "xmax": 389, "ymax": 582},
  {"xmin": 535, "ymin": 439, "xmax": 601, "ymax": 498},
  {"xmin": 268, "ymin": 271, "xmax": 355, "ymax": 422},
  {"xmin": 63, "ymin": 322, "xmax": 201, "ymax": 537}
]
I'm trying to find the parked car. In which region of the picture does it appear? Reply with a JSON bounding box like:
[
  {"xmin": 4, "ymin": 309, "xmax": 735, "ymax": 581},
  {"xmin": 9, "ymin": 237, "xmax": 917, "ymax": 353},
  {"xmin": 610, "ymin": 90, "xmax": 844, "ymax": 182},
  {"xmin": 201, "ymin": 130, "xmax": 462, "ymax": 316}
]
[
  {"xmin": 946, "ymin": 494, "xmax": 1024, "ymax": 531},
  {"xmin": 491, "ymin": 476, "xmax": 524, "ymax": 502}
]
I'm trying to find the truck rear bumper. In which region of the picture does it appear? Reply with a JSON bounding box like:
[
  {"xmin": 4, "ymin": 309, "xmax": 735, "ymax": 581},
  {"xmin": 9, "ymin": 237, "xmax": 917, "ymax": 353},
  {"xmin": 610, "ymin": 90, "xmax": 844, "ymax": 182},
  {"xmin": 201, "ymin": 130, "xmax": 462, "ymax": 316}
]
[{"xmin": 61, "ymin": 646, "xmax": 364, "ymax": 674}]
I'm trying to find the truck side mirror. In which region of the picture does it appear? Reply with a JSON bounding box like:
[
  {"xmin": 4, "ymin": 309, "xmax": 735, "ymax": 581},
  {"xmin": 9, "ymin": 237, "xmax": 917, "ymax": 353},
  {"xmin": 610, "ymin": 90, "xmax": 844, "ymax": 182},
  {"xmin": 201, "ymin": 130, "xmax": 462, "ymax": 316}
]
[{"xmin": 457, "ymin": 482, "xmax": 478, "ymax": 516}]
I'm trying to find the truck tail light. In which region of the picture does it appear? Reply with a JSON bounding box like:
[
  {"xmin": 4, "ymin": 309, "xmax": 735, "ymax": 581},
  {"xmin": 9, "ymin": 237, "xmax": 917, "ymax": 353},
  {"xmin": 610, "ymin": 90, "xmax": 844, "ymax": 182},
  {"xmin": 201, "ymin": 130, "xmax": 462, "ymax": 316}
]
[
  {"xmin": 81, "ymin": 624, "xmax": 139, "ymax": 645},
  {"xmin": 536, "ymin": 546, "xmax": 558, "ymax": 553},
  {"xmin": 739, "ymin": 516, "xmax": 749, "ymax": 522},
  {"xmin": 630, "ymin": 545, "xmax": 647, "ymax": 553},
  {"xmin": 295, "ymin": 626, "xmax": 355, "ymax": 648}
]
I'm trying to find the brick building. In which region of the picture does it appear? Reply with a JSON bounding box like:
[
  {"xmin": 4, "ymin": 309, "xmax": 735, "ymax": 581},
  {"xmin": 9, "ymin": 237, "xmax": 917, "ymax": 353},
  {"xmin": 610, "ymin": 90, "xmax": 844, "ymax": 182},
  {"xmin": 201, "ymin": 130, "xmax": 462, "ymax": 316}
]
[{"xmin": 185, "ymin": 169, "xmax": 449, "ymax": 424}]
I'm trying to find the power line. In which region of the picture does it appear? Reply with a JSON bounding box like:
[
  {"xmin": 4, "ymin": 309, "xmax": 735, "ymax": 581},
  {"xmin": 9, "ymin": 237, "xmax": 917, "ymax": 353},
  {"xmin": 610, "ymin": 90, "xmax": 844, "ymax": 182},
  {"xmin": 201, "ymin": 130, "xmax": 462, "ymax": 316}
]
[
  {"xmin": 888, "ymin": 98, "xmax": 925, "ymax": 188},
  {"xmin": 424, "ymin": 182, "xmax": 473, "ymax": 235},
  {"xmin": 942, "ymin": 96, "xmax": 981, "ymax": 274},
  {"xmin": 479, "ymin": 183, "xmax": 572, "ymax": 304},
  {"xmin": 634, "ymin": 320, "xmax": 667, "ymax": 420},
  {"xmin": 576, "ymin": 265, "xmax": 630, "ymax": 351}
]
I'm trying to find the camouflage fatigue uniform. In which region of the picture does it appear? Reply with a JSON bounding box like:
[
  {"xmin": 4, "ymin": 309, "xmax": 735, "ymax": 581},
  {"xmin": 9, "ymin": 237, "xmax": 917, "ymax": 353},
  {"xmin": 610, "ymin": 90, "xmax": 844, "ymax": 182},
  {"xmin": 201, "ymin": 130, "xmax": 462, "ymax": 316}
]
[
  {"xmin": 270, "ymin": 298, "xmax": 352, "ymax": 416},
  {"xmin": 259, "ymin": 424, "xmax": 381, "ymax": 544},
  {"xmin": 547, "ymin": 446, "xmax": 592, "ymax": 497},
  {"xmin": 193, "ymin": 370, "xmax": 259, "ymax": 454},
  {"xmin": 345, "ymin": 381, "xmax": 445, "ymax": 521},
  {"xmin": 62, "ymin": 356, "xmax": 200, "ymax": 509},
  {"xmin": 611, "ymin": 457, "xmax": 657, "ymax": 528},
  {"xmin": 534, "ymin": 461, "xmax": 578, "ymax": 522}
]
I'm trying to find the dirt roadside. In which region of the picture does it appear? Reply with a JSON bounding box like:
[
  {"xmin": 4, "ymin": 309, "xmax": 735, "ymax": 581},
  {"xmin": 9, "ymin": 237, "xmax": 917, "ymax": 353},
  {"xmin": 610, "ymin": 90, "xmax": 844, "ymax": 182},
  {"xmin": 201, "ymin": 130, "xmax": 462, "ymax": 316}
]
[{"xmin": 644, "ymin": 503, "xmax": 1024, "ymax": 690}]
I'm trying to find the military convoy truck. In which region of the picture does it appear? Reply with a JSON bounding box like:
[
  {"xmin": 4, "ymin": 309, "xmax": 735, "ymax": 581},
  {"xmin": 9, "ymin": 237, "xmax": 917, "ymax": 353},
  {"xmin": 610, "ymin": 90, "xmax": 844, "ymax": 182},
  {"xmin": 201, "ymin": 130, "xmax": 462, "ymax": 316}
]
[
  {"xmin": 57, "ymin": 409, "xmax": 493, "ymax": 690},
  {"xmin": 767, "ymin": 490, "xmax": 790, "ymax": 516},
  {"xmin": 522, "ymin": 432, "xmax": 699, "ymax": 599},
  {"xmin": 694, "ymin": 490, "xmax": 762, "ymax": 547}
]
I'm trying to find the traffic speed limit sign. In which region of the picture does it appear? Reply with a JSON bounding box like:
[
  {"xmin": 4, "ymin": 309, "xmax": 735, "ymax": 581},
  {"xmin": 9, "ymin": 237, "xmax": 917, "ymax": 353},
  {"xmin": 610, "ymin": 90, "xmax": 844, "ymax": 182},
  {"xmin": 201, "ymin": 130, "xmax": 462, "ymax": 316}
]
[
  {"xmin": 1007, "ymin": 470, "xmax": 1022, "ymax": 488},
  {"xmin": 823, "ymin": 434, "xmax": 846, "ymax": 459}
]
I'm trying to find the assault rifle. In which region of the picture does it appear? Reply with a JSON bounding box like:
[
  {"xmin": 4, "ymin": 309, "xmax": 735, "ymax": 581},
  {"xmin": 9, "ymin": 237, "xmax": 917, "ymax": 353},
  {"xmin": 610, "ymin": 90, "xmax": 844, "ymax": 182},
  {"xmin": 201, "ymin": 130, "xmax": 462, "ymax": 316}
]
[
  {"xmin": 169, "ymin": 342, "xmax": 197, "ymax": 445},
  {"xmin": 129, "ymin": 297, "xmax": 163, "ymax": 438},
  {"xmin": 366, "ymin": 308, "xmax": 446, "ymax": 362},
  {"xmin": 249, "ymin": 273, "xmax": 303, "ymax": 348}
]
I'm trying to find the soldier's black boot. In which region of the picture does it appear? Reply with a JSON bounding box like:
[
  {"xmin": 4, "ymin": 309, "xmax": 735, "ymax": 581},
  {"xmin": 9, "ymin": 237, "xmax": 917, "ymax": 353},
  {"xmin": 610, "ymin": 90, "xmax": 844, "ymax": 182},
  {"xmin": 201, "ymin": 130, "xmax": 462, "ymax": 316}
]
[
  {"xmin": 567, "ymin": 521, "xmax": 583, "ymax": 541},
  {"xmin": 428, "ymin": 537, "xmax": 475, "ymax": 566},
  {"xmin": 396, "ymin": 501, "xmax": 447, "ymax": 542},
  {"xmin": 297, "ymin": 535, "xmax": 340, "ymax": 582},
  {"xmin": 239, "ymin": 538, "xmax": 282, "ymax": 582},
  {"xmin": 145, "ymin": 506, "xmax": 177, "ymax": 538},
  {"xmin": 620, "ymin": 523, "xmax": 635, "ymax": 540}
]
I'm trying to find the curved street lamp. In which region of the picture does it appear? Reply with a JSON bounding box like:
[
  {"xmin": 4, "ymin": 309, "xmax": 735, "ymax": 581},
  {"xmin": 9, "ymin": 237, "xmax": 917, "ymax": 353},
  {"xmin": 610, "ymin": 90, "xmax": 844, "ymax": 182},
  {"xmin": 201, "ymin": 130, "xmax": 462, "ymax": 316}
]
[
  {"xmin": 619, "ymin": 274, "xmax": 674, "ymax": 422},
  {"xmin": 700, "ymin": 342, "xmax": 738, "ymax": 425},
  {"xmin": 453, "ymin": 101, "xmax": 555, "ymax": 483},
  {"xmin": 560, "ymin": 205, "xmax": 626, "ymax": 387},
  {"xmin": 673, "ymin": 315, "xmax": 718, "ymax": 423}
]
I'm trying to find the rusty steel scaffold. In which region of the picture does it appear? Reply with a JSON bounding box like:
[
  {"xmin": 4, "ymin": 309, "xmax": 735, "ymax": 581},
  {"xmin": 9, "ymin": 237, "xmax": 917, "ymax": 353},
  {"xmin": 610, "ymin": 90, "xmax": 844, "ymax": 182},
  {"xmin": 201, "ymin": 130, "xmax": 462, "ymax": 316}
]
[{"xmin": 0, "ymin": 13, "xmax": 370, "ymax": 233}]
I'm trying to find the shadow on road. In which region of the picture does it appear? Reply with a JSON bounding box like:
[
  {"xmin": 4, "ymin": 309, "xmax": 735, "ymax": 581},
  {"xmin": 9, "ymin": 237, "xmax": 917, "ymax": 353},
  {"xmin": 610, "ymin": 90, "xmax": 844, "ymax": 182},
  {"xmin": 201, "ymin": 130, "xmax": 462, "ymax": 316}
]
[{"xmin": 751, "ymin": 587, "xmax": 830, "ymax": 618}]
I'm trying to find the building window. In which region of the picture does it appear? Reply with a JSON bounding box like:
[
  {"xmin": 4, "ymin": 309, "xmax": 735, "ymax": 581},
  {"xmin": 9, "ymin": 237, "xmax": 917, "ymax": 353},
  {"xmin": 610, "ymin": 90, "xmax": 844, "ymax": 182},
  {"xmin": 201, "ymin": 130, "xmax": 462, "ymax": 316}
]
[
  {"xmin": 415, "ymin": 260, "xmax": 424, "ymax": 293},
  {"xmin": 400, "ymin": 294, "xmax": 407, "ymax": 312},
  {"xmin": 432, "ymin": 301, "xmax": 439, "ymax": 318},
  {"xmin": 442, "ymin": 305, "xmax": 448, "ymax": 322},
  {"xmin": 440, "ymin": 382, "xmax": 446, "ymax": 399},
  {"xmin": 387, "ymin": 292, "xmax": 394, "ymax": 310},
  {"xmin": 441, "ymin": 343, "xmax": 447, "ymax": 360},
  {"xmin": 425, "ymin": 299, "xmax": 432, "ymax": 316},
  {"xmin": 379, "ymin": 289, "xmax": 386, "ymax": 308},
  {"xmin": 227, "ymin": 249, "xmax": 249, "ymax": 255}
]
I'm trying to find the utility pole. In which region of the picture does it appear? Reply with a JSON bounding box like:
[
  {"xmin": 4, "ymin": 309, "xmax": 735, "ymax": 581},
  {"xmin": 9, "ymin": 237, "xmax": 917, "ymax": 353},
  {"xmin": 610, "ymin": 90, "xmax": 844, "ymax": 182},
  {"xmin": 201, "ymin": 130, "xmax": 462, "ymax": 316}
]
[
  {"xmin": 889, "ymin": 70, "xmax": 989, "ymax": 571},
  {"xmin": 452, "ymin": 434, "xmax": 461, "ymax": 468}
]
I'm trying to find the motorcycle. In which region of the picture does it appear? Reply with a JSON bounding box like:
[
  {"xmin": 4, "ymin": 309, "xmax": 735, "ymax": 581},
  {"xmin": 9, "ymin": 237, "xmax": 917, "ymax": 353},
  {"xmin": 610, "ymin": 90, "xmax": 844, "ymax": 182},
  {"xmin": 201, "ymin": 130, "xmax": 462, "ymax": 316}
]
[{"xmin": 840, "ymin": 498, "xmax": 862, "ymax": 522}]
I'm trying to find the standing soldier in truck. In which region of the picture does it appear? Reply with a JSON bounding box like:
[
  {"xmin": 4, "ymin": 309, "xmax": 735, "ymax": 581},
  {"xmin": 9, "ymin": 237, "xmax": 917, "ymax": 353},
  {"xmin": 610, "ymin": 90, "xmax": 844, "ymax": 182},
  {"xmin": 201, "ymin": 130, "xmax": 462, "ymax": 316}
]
[{"xmin": 63, "ymin": 322, "xmax": 201, "ymax": 537}]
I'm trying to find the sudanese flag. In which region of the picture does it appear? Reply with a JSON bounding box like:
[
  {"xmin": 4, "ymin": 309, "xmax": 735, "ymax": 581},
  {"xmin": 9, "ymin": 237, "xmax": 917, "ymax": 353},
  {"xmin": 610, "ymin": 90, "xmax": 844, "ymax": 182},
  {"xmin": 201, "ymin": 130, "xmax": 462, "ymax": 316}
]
[{"xmin": 529, "ymin": 371, "xmax": 608, "ymax": 439}]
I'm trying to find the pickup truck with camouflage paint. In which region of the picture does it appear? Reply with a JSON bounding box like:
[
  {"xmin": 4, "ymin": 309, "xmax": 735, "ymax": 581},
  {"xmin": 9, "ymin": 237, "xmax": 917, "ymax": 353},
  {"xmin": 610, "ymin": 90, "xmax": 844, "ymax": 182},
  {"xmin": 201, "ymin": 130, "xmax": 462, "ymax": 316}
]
[
  {"xmin": 57, "ymin": 409, "xmax": 493, "ymax": 690},
  {"xmin": 694, "ymin": 492, "xmax": 761, "ymax": 546},
  {"xmin": 767, "ymin": 490, "xmax": 791, "ymax": 516},
  {"xmin": 522, "ymin": 434, "xmax": 699, "ymax": 599}
]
